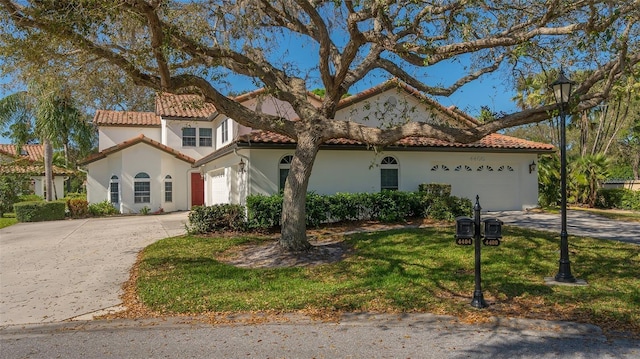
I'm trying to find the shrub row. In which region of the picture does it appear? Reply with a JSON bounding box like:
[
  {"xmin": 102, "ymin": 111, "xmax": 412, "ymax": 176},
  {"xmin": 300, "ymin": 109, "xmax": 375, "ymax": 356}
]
[
  {"xmin": 188, "ymin": 190, "xmax": 472, "ymax": 234},
  {"xmin": 14, "ymin": 201, "xmax": 66, "ymax": 222},
  {"xmin": 596, "ymin": 188, "xmax": 640, "ymax": 211},
  {"xmin": 187, "ymin": 204, "xmax": 246, "ymax": 234}
]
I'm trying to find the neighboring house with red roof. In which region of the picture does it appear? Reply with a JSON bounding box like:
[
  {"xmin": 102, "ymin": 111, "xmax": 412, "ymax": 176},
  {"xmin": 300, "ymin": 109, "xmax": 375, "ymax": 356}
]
[
  {"xmin": 0, "ymin": 144, "xmax": 72, "ymax": 199},
  {"xmin": 80, "ymin": 80, "xmax": 553, "ymax": 213}
]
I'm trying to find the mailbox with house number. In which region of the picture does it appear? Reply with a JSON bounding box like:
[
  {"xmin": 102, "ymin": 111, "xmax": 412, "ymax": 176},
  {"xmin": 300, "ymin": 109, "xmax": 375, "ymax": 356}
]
[
  {"xmin": 455, "ymin": 216, "xmax": 474, "ymax": 245},
  {"xmin": 482, "ymin": 218, "xmax": 503, "ymax": 246}
]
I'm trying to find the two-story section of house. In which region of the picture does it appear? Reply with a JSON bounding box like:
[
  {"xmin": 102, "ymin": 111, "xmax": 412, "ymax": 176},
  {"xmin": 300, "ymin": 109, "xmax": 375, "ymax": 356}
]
[{"xmin": 82, "ymin": 93, "xmax": 247, "ymax": 213}]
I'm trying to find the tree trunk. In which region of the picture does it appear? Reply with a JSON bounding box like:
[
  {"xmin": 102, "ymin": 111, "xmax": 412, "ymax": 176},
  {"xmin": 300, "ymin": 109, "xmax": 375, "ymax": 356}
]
[
  {"xmin": 279, "ymin": 134, "xmax": 321, "ymax": 252},
  {"xmin": 43, "ymin": 139, "xmax": 54, "ymax": 201}
]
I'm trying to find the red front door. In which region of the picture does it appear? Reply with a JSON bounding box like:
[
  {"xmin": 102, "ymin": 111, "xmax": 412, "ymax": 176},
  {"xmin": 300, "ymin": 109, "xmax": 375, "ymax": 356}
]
[{"xmin": 191, "ymin": 172, "xmax": 205, "ymax": 207}]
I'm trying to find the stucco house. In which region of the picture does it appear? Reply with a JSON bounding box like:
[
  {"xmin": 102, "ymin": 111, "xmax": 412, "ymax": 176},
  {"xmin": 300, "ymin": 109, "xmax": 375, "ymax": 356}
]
[
  {"xmin": 80, "ymin": 81, "xmax": 554, "ymax": 213},
  {"xmin": 0, "ymin": 144, "xmax": 71, "ymax": 199}
]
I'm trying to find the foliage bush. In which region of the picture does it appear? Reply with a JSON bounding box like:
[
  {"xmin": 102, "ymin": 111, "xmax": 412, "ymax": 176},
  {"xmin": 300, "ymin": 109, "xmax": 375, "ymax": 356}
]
[
  {"xmin": 596, "ymin": 188, "xmax": 640, "ymax": 210},
  {"xmin": 187, "ymin": 204, "xmax": 246, "ymax": 234},
  {"xmin": 14, "ymin": 201, "xmax": 66, "ymax": 222},
  {"xmin": 242, "ymin": 190, "xmax": 472, "ymax": 231},
  {"xmin": 88, "ymin": 200, "xmax": 120, "ymax": 216},
  {"xmin": 67, "ymin": 198, "xmax": 89, "ymax": 218},
  {"xmin": 246, "ymin": 193, "xmax": 283, "ymax": 228},
  {"xmin": 0, "ymin": 173, "xmax": 33, "ymax": 217}
]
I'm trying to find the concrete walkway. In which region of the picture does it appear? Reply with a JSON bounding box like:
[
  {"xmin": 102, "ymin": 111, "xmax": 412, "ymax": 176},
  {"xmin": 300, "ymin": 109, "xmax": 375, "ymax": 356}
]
[
  {"xmin": 491, "ymin": 210, "xmax": 640, "ymax": 245},
  {"xmin": 0, "ymin": 212, "xmax": 188, "ymax": 326}
]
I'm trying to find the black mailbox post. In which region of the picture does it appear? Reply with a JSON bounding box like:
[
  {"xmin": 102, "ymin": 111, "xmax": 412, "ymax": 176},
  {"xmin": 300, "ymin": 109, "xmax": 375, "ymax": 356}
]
[{"xmin": 454, "ymin": 196, "xmax": 504, "ymax": 309}]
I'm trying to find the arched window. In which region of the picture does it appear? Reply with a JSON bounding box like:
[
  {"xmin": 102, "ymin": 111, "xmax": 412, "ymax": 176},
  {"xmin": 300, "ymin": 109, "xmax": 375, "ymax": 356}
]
[
  {"xmin": 164, "ymin": 175, "xmax": 173, "ymax": 203},
  {"xmin": 134, "ymin": 172, "xmax": 151, "ymax": 203},
  {"xmin": 109, "ymin": 175, "xmax": 119, "ymax": 204},
  {"xmin": 279, "ymin": 155, "xmax": 293, "ymax": 191},
  {"xmin": 380, "ymin": 156, "xmax": 399, "ymax": 191}
]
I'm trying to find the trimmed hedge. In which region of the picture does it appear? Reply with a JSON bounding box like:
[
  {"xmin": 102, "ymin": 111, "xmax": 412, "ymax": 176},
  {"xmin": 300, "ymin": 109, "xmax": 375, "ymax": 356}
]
[
  {"xmin": 187, "ymin": 204, "xmax": 246, "ymax": 234},
  {"xmin": 243, "ymin": 190, "xmax": 471, "ymax": 230},
  {"xmin": 14, "ymin": 201, "xmax": 66, "ymax": 222}
]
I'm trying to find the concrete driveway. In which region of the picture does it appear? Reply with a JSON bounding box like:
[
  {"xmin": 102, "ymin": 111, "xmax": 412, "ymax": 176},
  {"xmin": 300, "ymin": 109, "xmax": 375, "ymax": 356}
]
[
  {"xmin": 0, "ymin": 212, "xmax": 188, "ymax": 326},
  {"xmin": 491, "ymin": 209, "xmax": 640, "ymax": 245}
]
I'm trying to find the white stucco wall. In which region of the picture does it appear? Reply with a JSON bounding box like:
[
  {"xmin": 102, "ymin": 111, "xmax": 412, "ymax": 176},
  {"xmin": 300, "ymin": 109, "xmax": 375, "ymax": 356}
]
[
  {"xmin": 239, "ymin": 148, "xmax": 540, "ymax": 211},
  {"xmin": 31, "ymin": 176, "xmax": 67, "ymax": 200},
  {"xmin": 335, "ymin": 88, "xmax": 454, "ymax": 128},
  {"xmin": 98, "ymin": 127, "xmax": 161, "ymax": 151},
  {"xmin": 161, "ymin": 119, "xmax": 216, "ymax": 160},
  {"xmin": 85, "ymin": 142, "xmax": 193, "ymax": 213}
]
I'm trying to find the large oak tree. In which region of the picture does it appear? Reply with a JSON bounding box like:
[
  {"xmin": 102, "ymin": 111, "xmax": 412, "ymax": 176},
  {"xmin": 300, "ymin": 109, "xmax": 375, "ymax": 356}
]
[{"xmin": 2, "ymin": 0, "xmax": 638, "ymax": 250}]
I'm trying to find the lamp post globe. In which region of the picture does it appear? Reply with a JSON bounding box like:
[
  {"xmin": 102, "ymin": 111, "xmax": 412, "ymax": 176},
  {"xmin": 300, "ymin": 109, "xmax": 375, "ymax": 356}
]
[{"xmin": 550, "ymin": 68, "xmax": 576, "ymax": 283}]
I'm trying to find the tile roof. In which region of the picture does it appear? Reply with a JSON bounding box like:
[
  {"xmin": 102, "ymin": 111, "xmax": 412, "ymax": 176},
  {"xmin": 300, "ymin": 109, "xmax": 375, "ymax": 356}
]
[
  {"xmin": 93, "ymin": 110, "xmax": 160, "ymax": 127},
  {"xmin": 79, "ymin": 134, "xmax": 196, "ymax": 165},
  {"xmin": 155, "ymin": 93, "xmax": 218, "ymax": 119},
  {"xmin": 238, "ymin": 130, "xmax": 555, "ymax": 152},
  {"xmin": 0, "ymin": 144, "xmax": 45, "ymax": 161},
  {"xmin": 0, "ymin": 160, "xmax": 72, "ymax": 176}
]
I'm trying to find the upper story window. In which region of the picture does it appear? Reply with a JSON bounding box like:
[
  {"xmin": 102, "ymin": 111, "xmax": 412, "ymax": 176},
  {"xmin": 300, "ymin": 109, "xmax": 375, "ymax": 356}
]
[
  {"xmin": 182, "ymin": 127, "xmax": 196, "ymax": 147},
  {"xmin": 199, "ymin": 128, "xmax": 212, "ymax": 147},
  {"xmin": 134, "ymin": 172, "xmax": 151, "ymax": 203},
  {"xmin": 279, "ymin": 155, "xmax": 293, "ymax": 191},
  {"xmin": 221, "ymin": 119, "xmax": 229, "ymax": 143},
  {"xmin": 380, "ymin": 156, "xmax": 399, "ymax": 191}
]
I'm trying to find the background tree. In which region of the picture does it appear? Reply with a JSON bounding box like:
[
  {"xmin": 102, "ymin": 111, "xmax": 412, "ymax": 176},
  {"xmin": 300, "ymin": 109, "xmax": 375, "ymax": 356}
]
[
  {"xmin": 2, "ymin": 1, "xmax": 638, "ymax": 250},
  {"xmin": 0, "ymin": 82, "xmax": 94, "ymax": 200}
]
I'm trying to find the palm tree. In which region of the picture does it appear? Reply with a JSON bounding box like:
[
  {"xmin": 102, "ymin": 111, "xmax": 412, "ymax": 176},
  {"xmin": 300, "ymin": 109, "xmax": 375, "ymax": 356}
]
[{"xmin": 0, "ymin": 84, "xmax": 92, "ymax": 201}]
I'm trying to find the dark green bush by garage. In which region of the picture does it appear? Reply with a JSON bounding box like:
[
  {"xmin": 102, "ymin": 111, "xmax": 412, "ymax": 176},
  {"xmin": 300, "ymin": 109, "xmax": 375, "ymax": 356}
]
[{"xmin": 14, "ymin": 201, "xmax": 66, "ymax": 222}]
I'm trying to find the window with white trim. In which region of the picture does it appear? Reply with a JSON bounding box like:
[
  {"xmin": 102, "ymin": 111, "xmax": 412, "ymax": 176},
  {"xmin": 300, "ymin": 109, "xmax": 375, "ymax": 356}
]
[
  {"xmin": 380, "ymin": 156, "xmax": 399, "ymax": 191},
  {"xmin": 279, "ymin": 155, "xmax": 293, "ymax": 191},
  {"xmin": 182, "ymin": 127, "xmax": 196, "ymax": 147},
  {"xmin": 164, "ymin": 175, "xmax": 173, "ymax": 202},
  {"xmin": 134, "ymin": 172, "xmax": 151, "ymax": 203},
  {"xmin": 109, "ymin": 175, "xmax": 119, "ymax": 204},
  {"xmin": 199, "ymin": 128, "xmax": 212, "ymax": 147},
  {"xmin": 221, "ymin": 119, "xmax": 229, "ymax": 143}
]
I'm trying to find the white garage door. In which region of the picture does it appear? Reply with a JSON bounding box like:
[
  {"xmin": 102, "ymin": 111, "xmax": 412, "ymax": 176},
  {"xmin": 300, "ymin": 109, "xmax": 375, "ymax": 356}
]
[
  {"xmin": 209, "ymin": 169, "xmax": 230, "ymax": 204},
  {"xmin": 429, "ymin": 164, "xmax": 521, "ymax": 211}
]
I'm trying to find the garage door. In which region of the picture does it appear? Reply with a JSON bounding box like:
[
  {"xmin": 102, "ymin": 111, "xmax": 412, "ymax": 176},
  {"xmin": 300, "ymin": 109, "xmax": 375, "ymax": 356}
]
[
  {"xmin": 429, "ymin": 164, "xmax": 521, "ymax": 211},
  {"xmin": 209, "ymin": 169, "xmax": 230, "ymax": 204}
]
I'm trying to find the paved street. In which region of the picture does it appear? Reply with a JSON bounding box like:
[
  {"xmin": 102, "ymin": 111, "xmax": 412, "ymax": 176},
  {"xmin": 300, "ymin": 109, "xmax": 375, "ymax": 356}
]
[
  {"xmin": 0, "ymin": 212, "xmax": 188, "ymax": 326},
  {"xmin": 1, "ymin": 315, "xmax": 638, "ymax": 359}
]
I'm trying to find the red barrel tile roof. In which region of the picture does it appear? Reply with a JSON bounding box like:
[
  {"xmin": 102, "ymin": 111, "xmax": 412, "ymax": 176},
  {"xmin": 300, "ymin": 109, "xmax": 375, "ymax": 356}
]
[
  {"xmin": 0, "ymin": 144, "xmax": 46, "ymax": 161},
  {"xmin": 93, "ymin": 110, "xmax": 160, "ymax": 127},
  {"xmin": 80, "ymin": 134, "xmax": 195, "ymax": 165},
  {"xmin": 239, "ymin": 130, "xmax": 554, "ymax": 151},
  {"xmin": 155, "ymin": 93, "xmax": 218, "ymax": 119}
]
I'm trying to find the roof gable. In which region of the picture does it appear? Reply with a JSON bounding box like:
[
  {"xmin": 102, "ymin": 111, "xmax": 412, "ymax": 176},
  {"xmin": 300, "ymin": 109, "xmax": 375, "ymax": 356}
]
[
  {"xmin": 80, "ymin": 134, "xmax": 196, "ymax": 165},
  {"xmin": 336, "ymin": 79, "xmax": 478, "ymax": 128}
]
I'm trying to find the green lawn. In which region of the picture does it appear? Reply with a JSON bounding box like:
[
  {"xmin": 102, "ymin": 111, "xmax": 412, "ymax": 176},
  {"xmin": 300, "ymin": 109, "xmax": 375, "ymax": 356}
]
[
  {"xmin": 0, "ymin": 214, "xmax": 17, "ymax": 229},
  {"xmin": 136, "ymin": 226, "xmax": 640, "ymax": 336}
]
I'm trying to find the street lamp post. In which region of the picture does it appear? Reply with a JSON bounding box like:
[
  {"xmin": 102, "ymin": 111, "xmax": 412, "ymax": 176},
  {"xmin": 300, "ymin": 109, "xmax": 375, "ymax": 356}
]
[{"xmin": 550, "ymin": 69, "xmax": 576, "ymax": 283}]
